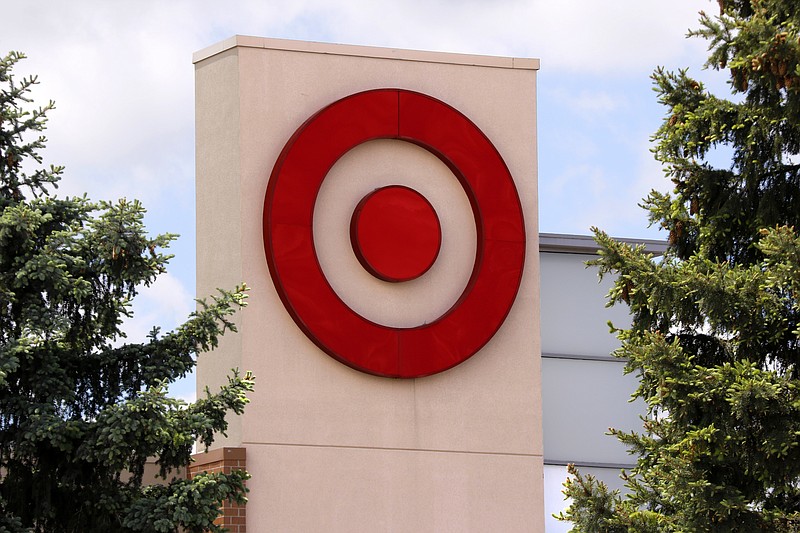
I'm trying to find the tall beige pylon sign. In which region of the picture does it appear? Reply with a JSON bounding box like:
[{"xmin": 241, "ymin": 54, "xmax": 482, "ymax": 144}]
[{"xmin": 194, "ymin": 36, "xmax": 543, "ymax": 532}]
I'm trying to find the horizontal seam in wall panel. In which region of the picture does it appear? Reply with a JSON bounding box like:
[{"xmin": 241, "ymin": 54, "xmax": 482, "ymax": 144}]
[
  {"xmin": 541, "ymin": 352, "xmax": 624, "ymax": 363},
  {"xmin": 241, "ymin": 441, "xmax": 541, "ymax": 458},
  {"xmin": 538, "ymin": 249, "xmax": 599, "ymax": 256},
  {"xmin": 544, "ymin": 460, "xmax": 635, "ymax": 470}
]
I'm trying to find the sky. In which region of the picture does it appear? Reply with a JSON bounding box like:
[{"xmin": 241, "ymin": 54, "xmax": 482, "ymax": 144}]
[{"xmin": 1, "ymin": 0, "xmax": 723, "ymax": 404}]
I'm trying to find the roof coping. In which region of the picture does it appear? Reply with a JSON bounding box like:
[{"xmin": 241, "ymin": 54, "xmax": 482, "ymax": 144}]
[
  {"xmin": 193, "ymin": 35, "xmax": 540, "ymax": 71},
  {"xmin": 539, "ymin": 232, "xmax": 668, "ymax": 255}
]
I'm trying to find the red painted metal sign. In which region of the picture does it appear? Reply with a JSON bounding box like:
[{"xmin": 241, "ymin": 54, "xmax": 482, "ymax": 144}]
[
  {"xmin": 350, "ymin": 185, "xmax": 441, "ymax": 283},
  {"xmin": 263, "ymin": 89, "xmax": 525, "ymax": 378}
]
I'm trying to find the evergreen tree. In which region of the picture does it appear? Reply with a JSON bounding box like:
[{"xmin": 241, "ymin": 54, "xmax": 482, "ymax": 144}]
[
  {"xmin": 0, "ymin": 51, "xmax": 254, "ymax": 532},
  {"xmin": 560, "ymin": 1, "xmax": 800, "ymax": 531}
]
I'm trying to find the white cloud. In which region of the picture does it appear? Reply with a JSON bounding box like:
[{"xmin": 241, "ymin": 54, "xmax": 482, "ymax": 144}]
[
  {"xmin": 570, "ymin": 140, "xmax": 671, "ymax": 239},
  {"xmin": 168, "ymin": 384, "xmax": 197, "ymax": 405},
  {"xmin": 545, "ymin": 163, "xmax": 604, "ymax": 197},
  {"xmin": 262, "ymin": 0, "xmax": 712, "ymax": 73},
  {"xmin": 2, "ymin": 1, "xmax": 715, "ymax": 203},
  {"xmin": 120, "ymin": 272, "xmax": 194, "ymax": 344},
  {"xmin": 4, "ymin": 0, "xmax": 717, "ymax": 233},
  {"xmin": 568, "ymin": 91, "xmax": 621, "ymax": 114},
  {"xmin": 2, "ymin": 0, "xmax": 724, "ymax": 401},
  {"xmin": 528, "ymin": 1, "xmax": 711, "ymax": 72}
]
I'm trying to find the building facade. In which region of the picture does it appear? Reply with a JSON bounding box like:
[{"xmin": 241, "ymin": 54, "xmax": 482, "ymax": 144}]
[
  {"xmin": 193, "ymin": 36, "xmax": 664, "ymax": 532},
  {"xmin": 194, "ymin": 36, "xmax": 542, "ymax": 531},
  {"xmin": 539, "ymin": 233, "xmax": 665, "ymax": 532}
]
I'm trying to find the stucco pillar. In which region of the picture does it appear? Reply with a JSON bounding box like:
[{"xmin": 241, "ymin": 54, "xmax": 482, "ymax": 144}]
[{"xmin": 195, "ymin": 36, "xmax": 542, "ymax": 532}]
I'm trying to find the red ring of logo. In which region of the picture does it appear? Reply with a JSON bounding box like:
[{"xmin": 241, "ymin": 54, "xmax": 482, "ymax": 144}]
[{"xmin": 263, "ymin": 89, "xmax": 525, "ymax": 378}]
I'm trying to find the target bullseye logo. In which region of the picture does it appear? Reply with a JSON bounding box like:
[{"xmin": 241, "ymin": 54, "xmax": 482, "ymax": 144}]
[
  {"xmin": 264, "ymin": 89, "xmax": 525, "ymax": 378},
  {"xmin": 350, "ymin": 185, "xmax": 442, "ymax": 283}
]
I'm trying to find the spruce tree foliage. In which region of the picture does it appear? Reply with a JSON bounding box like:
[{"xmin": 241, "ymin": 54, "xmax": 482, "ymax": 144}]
[
  {"xmin": 0, "ymin": 51, "xmax": 254, "ymax": 533},
  {"xmin": 560, "ymin": 1, "xmax": 800, "ymax": 531}
]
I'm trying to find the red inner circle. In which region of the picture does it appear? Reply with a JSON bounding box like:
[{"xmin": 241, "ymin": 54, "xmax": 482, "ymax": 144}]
[{"xmin": 351, "ymin": 185, "xmax": 441, "ymax": 282}]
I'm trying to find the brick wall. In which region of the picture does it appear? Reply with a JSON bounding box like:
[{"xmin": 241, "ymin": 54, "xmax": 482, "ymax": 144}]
[{"xmin": 189, "ymin": 447, "xmax": 247, "ymax": 532}]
